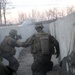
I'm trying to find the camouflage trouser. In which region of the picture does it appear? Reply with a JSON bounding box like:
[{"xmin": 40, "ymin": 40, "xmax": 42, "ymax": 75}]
[
  {"xmin": 0, "ymin": 62, "xmax": 12, "ymax": 75},
  {"xmin": 1, "ymin": 53, "xmax": 19, "ymax": 72},
  {"xmin": 31, "ymin": 56, "xmax": 53, "ymax": 75}
]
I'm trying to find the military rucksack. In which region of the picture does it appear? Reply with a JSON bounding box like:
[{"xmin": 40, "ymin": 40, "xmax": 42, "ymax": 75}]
[{"xmin": 33, "ymin": 32, "xmax": 50, "ymax": 55}]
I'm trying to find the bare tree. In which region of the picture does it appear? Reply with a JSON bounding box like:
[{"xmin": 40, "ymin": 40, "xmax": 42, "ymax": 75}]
[
  {"xmin": 18, "ymin": 12, "xmax": 27, "ymax": 24},
  {"xmin": 45, "ymin": 8, "xmax": 59, "ymax": 20},
  {"xmin": 34, "ymin": 11, "xmax": 40, "ymax": 21},
  {"xmin": 45, "ymin": 8, "xmax": 71, "ymax": 19},
  {"xmin": 51, "ymin": 8, "xmax": 58, "ymax": 19},
  {"xmin": 1, "ymin": 0, "xmax": 14, "ymax": 25},
  {"xmin": 27, "ymin": 10, "xmax": 42, "ymax": 21},
  {"xmin": 31, "ymin": 10, "xmax": 37, "ymax": 19},
  {"xmin": 37, "ymin": 12, "xmax": 46, "ymax": 21},
  {"xmin": 2, "ymin": 0, "xmax": 7, "ymax": 25},
  {"xmin": 66, "ymin": 6, "xmax": 75, "ymax": 15},
  {"xmin": 57, "ymin": 10, "xmax": 66, "ymax": 18},
  {"xmin": 15, "ymin": 6, "xmax": 75, "ymax": 24},
  {"xmin": 45, "ymin": 9, "xmax": 52, "ymax": 20}
]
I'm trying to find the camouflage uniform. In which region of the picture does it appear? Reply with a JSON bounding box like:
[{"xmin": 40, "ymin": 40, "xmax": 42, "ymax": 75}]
[
  {"xmin": 0, "ymin": 50, "xmax": 12, "ymax": 75},
  {"xmin": 0, "ymin": 29, "xmax": 21, "ymax": 72},
  {"xmin": 22, "ymin": 23, "xmax": 59, "ymax": 75},
  {"xmin": 0, "ymin": 62, "xmax": 13, "ymax": 75}
]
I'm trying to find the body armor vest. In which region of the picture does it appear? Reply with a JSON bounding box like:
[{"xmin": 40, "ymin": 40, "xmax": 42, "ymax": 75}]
[
  {"xmin": 32, "ymin": 32, "xmax": 50, "ymax": 55},
  {"xmin": 0, "ymin": 36, "xmax": 16, "ymax": 55}
]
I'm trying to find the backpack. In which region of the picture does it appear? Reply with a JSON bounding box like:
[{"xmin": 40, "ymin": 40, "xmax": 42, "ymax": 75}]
[{"xmin": 34, "ymin": 32, "xmax": 50, "ymax": 55}]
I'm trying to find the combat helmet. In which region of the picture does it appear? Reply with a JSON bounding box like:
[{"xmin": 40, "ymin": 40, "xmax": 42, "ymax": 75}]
[
  {"xmin": 9, "ymin": 29, "xmax": 17, "ymax": 37},
  {"xmin": 35, "ymin": 22, "xmax": 44, "ymax": 29}
]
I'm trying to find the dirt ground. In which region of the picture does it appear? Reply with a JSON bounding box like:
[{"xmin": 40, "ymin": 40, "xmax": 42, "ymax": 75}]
[{"xmin": 17, "ymin": 48, "xmax": 60, "ymax": 75}]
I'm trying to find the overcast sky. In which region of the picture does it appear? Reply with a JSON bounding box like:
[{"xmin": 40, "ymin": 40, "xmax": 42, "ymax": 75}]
[
  {"xmin": 11, "ymin": 0, "xmax": 75, "ymax": 9},
  {"xmin": 6, "ymin": 0, "xmax": 75, "ymax": 21}
]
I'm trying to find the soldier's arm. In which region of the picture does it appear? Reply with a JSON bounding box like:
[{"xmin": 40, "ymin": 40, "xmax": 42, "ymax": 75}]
[
  {"xmin": 49, "ymin": 35, "xmax": 60, "ymax": 58},
  {"xmin": 22, "ymin": 34, "xmax": 35, "ymax": 47},
  {"xmin": 7, "ymin": 38, "xmax": 21, "ymax": 47}
]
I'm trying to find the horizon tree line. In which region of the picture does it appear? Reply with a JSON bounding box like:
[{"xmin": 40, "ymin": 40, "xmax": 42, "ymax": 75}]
[{"xmin": 0, "ymin": 0, "xmax": 75, "ymax": 25}]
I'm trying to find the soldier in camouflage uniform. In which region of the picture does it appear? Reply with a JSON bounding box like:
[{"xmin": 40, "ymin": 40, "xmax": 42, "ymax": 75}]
[
  {"xmin": 0, "ymin": 29, "xmax": 22, "ymax": 74},
  {"xmin": 22, "ymin": 23, "xmax": 60, "ymax": 75},
  {"xmin": 0, "ymin": 48, "xmax": 12, "ymax": 75}
]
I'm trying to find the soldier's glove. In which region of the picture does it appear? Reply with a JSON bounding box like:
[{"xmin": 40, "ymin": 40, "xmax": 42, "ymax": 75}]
[
  {"xmin": 21, "ymin": 42, "xmax": 28, "ymax": 47},
  {"xmin": 20, "ymin": 42, "xmax": 24, "ymax": 47},
  {"xmin": 16, "ymin": 40, "xmax": 23, "ymax": 47}
]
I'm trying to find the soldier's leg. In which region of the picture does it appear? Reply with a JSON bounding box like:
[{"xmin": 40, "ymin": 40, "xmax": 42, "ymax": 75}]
[
  {"xmin": 47, "ymin": 60, "xmax": 53, "ymax": 71},
  {"xmin": 7, "ymin": 56, "xmax": 19, "ymax": 72},
  {"xmin": 31, "ymin": 61, "xmax": 46, "ymax": 75},
  {"xmin": 48, "ymin": 61, "xmax": 53, "ymax": 71},
  {"xmin": 41, "ymin": 60, "xmax": 53, "ymax": 75},
  {"xmin": 0, "ymin": 62, "xmax": 12, "ymax": 75},
  {"xmin": 2, "ymin": 54, "xmax": 19, "ymax": 72}
]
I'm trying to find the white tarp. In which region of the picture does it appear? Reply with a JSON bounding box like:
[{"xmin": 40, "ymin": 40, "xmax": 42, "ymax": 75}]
[{"xmin": 49, "ymin": 12, "xmax": 75, "ymax": 60}]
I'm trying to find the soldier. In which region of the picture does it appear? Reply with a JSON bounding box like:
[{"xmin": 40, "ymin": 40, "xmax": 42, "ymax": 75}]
[
  {"xmin": 0, "ymin": 48, "xmax": 12, "ymax": 75},
  {"xmin": 0, "ymin": 29, "xmax": 22, "ymax": 74},
  {"xmin": 22, "ymin": 23, "xmax": 60, "ymax": 75}
]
